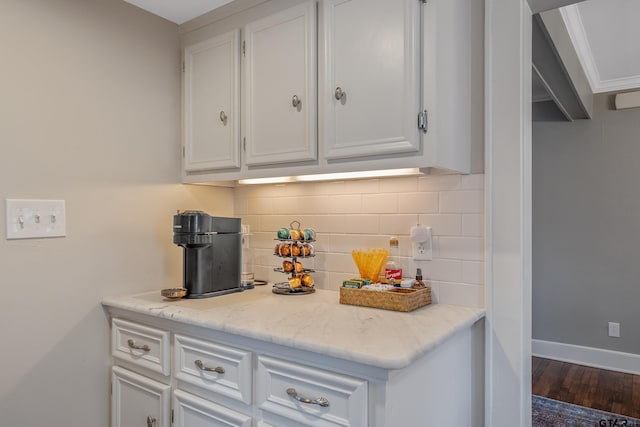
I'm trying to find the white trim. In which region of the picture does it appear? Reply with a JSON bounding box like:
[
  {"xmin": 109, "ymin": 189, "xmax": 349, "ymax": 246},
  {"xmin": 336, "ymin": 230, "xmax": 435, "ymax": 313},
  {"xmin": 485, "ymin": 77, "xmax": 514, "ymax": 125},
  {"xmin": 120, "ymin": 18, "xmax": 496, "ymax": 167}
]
[
  {"xmin": 560, "ymin": 5, "xmax": 640, "ymax": 93},
  {"xmin": 485, "ymin": 0, "xmax": 532, "ymax": 425},
  {"xmin": 532, "ymin": 339, "xmax": 640, "ymax": 375}
]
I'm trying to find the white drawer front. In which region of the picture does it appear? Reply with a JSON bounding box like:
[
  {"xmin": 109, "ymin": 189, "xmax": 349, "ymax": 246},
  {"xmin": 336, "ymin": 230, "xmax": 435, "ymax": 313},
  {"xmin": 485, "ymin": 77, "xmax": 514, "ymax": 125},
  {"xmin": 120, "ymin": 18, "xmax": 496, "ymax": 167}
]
[
  {"xmin": 112, "ymin": 318, "xmax": 170, "ymax": 376},
  {"xmin": 174, "ymin": 334, "xmax": 252, "ymax": 404},
  {"xmin": 256, "ymin": 355, "xmax": 367, "ymax": 427},
  {"xmin": 173, "ymin": 389, "xmax": 252, "ymax": 427}
]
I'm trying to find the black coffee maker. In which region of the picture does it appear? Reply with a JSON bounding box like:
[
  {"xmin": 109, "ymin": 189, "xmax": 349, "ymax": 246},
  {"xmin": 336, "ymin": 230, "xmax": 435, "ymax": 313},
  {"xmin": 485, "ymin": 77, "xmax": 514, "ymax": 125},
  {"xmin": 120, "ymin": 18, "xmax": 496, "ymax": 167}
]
[{"xmin": 173, "ymin": 211, "xmax": 242, "ymax": 298}]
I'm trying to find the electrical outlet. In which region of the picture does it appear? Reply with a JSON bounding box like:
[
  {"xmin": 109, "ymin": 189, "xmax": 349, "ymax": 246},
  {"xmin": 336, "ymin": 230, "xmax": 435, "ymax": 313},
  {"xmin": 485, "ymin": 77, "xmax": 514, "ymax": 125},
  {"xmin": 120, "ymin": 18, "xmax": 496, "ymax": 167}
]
[
  {"xmin": 5, "ymin": 199, "xmax": 66, "ymax": 239},
  {"xmin": 411, "ymin": 226, "xmax": 432, "ymax": 261},
  {"xmin": 608, "ymin": 322, "xmax": 620, "ymax": 338}
]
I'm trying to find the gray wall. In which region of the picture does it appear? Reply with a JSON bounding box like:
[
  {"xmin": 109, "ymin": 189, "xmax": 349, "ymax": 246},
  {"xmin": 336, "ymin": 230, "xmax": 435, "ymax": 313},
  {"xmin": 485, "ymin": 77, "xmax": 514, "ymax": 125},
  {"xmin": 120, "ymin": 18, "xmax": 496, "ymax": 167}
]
[
  {"xmin": 533, "ymin": 93, "xmax": 640, "ymax": 354},
  {"xmin": 0, "ymin": 1, "xmax": 232, "ymax": 425}
]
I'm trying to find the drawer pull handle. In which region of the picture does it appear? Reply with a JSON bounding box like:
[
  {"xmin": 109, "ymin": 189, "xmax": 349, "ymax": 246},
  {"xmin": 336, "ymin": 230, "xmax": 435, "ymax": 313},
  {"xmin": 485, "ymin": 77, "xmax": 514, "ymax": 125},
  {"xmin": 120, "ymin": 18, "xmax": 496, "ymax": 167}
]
[
  {"xmin": 286, "ymin": 388, "xmax": 330, "ymax": 407},
  {"xmin": 146, "ymin": 415, "xmax": 156, "ymax": 427},
  {"xmin": 195, "ymin": 359, "xmax": 225, "ymax": 374},
  {"xmin": 127, "ymin": 339, "xmax": 150, "ymax": 352}
]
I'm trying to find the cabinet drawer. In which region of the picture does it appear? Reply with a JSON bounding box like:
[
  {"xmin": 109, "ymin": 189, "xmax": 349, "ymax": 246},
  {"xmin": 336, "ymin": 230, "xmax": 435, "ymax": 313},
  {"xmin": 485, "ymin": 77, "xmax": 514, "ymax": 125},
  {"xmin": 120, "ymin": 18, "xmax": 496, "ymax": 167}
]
[
  {"xmin": 112, "ymin": 319, "xmax": 170, "ymax": 376},
  {"xmin": 174, "ymin": 334, "xmax": 252, "ymax": 404},
  {"xmin": 173, "ymin": 389, "xmax": 252, "ymax": 427},
  {"xmin": 256, "ymin": 355, "xmax": 367, "ymax": 427}
]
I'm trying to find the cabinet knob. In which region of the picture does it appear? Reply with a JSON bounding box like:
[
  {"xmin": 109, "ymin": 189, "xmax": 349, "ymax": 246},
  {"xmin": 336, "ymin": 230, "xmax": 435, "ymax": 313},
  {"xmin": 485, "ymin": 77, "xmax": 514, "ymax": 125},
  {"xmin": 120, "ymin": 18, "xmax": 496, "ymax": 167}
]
[
  {"xmin": 195, "ymin": 359, "xmax": 225, "ymax": 374},
  {"xmin": 291, "ymin": 95, "xmax": 302, "ymax": 109},
  {"xmin": 146, "ymin": 416, "xmax": 156, "ymax": 427},
  {"xmin": 127, "ymin": 339, "xmax": 150, "ymax": 352},
  {"xmin": 334, "ymin": 87, "xmax": 346, "ymax": 101},
  {"xmin": 286, "ymin": 388, "xmax": 330, "ymax": 407},
  {"xmin": 220, "ymin": 111, "xmax": 228, "ymax": 124}
]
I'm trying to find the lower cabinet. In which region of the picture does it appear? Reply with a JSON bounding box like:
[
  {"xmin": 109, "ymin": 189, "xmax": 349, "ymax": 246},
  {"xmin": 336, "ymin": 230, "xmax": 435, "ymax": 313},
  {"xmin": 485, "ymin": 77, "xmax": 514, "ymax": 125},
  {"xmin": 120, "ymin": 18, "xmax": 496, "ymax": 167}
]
[
  {"xmin": 110, "ymin": 318, "xmax": 368, "ymax": 427},
  {"xmin": 108, "ymin": 315, "xmax": 483, "ymax": 426},
  {"xmin": 112, "ymin": 366, "xmax": 171, "ymax": 427}
]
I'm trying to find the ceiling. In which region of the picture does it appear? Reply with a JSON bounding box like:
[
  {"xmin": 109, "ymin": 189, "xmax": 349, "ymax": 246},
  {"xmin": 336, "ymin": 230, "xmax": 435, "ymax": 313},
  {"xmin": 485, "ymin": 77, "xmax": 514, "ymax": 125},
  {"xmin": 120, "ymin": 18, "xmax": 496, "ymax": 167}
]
[
  {"xmin": 560, "ymin": 0, "xmax": 640, "ymax": 93},
  {"xmin": 123, "ymin": 0, "xmax": 233, "ymax": 24}
]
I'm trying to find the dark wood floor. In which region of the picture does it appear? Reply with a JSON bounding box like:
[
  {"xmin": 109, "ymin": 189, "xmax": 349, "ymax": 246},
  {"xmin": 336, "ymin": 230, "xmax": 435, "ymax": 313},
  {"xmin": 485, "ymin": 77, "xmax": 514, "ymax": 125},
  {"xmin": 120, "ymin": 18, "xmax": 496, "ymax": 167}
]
[{"xmin": 532, "ymin": 356, "xmax": 640, "ymax": 419}]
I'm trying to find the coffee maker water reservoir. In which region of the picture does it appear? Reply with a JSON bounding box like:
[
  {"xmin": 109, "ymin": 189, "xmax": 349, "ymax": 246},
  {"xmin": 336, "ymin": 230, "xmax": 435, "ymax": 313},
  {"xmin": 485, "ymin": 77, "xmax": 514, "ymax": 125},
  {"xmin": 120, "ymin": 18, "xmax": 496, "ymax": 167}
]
[{"xmin": 173, "ymin": 211, "xmax": 242, "ymax": 298}]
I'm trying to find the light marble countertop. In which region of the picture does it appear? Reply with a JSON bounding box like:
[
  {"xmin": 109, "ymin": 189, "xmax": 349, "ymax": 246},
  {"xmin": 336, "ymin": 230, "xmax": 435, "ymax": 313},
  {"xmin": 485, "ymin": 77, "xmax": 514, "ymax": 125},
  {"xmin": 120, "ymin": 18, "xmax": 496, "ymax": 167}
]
[{"xmin": 102, "ymin": 285, "xmax": 484, "ymax": 370}]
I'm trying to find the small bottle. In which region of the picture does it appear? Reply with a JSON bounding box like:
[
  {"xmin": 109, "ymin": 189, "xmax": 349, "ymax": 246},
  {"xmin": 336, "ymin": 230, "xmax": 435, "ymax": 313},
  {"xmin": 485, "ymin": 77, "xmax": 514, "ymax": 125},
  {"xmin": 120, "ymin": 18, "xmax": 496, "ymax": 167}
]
[
  {"xmin": 384, "ymin": 236, "xmax": 403, "ymax": 285},
  {"xmin": 412, "ymin": 268, "xmax": 426, "ymax": 289}
]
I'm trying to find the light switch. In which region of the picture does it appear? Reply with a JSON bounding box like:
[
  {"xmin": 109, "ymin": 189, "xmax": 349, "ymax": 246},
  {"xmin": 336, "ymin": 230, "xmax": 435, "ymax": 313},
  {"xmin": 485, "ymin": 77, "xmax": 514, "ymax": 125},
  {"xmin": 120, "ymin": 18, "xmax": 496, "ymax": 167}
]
[{"xmin": 5, "ymin": 199, "xmax": 66, "ymax": 239}]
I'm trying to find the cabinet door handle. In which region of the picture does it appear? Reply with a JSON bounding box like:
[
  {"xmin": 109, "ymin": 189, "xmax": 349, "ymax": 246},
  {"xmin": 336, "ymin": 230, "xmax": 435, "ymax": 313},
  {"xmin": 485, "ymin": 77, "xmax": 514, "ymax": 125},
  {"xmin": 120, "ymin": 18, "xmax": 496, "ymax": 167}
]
[
  {"xmin": 194, "ymin": 359, "xmax": 225, "ymax": 374},
  {"xmin": 286, "ymin": 388, "xmax": 330, "ymax": 407},
  {"xmin": 146, "ymin": 415, "xmax": 156, "ymax": 427},
  {"xmin": 220, "ymin": 110, "xmax": 228, "ymax": 124},
  {"xmin": 292, "ymin": 95, "xmax": 302, "ymax": 108},
  {"xmin": 334, "ymin": 86, "xmax": 346, "ymax": 101},
  {"xmin": 127, "ymin": 339, "xmax": 150, "ymax": 352}
]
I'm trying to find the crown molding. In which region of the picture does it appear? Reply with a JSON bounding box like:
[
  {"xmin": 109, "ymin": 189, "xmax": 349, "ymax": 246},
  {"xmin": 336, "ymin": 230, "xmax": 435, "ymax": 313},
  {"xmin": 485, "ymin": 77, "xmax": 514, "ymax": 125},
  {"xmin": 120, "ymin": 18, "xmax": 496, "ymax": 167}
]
[{"xmin": 561, "ymin": 4, "xmax": 640, "ymax": 93}]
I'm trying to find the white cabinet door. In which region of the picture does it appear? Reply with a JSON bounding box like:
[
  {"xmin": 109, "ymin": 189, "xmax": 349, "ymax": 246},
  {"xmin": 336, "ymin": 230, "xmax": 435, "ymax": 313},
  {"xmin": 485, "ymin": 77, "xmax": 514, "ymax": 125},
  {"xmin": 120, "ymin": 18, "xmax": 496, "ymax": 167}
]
[
  {"xmin": 173, "ymin": 389, "xmax": 252, "ymax": 427},
  {"xmin": 243, "ymin": 1, "xmax": 317, "ymax": 166},
  {"xmin": 112, "ymin": 366, "xmax": 170, "ymax": 427},
  {"xmin": 184, "ymin": 29, "xmax": 241, "ymax": 172},
  {"xmin": 320, "ymin": 0, "xmax": 421, "ymax": 160}
]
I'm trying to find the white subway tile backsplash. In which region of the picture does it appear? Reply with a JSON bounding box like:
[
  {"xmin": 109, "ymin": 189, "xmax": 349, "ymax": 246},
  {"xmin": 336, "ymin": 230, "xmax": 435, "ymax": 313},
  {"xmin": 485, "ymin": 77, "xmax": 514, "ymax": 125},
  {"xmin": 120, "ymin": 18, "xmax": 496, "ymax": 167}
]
[
  {"xmin": 248, "ymin": 197, "xmax": 275, "ymax": 215},
  {"xmin": 272, "ymin": 195, "xmax": 330, "ymax": 215},
  {"xmin": 379, "ymin": 176, "xmax": 419, "ymax": 193},
  {"xmin": 422, "ymin": 259, "xmax": 463, "ymax": 282},
  {"xmin": 462, "ymin": 214, "xmax": 484, "ymax": 236},
  {"xmin": 462, "ymin": 261, "xmax": 484, "ymax": 285},
  {"xmin": 334, "ymin": 215, "xmax": 380, "ymax": 234},
  {"xmin": 439, "ymin": 190, "xmax": 484, "ymax": 213},
  {"xmin": 431, "ymin": 281, "xmax": 484, "ymax": 308},
  {"xmin": 329, "ymin": 234, "xmax": 389, "ymax": 253},
  {"xmin": 344, "ymin": 179, "xmax": 380, "ymax": 194},
  {"xmin": 418, "ymin": 175, "xmax": 461, "ymax": 191},
  {"xmin": 461, "ymin": 174, "xmax": 485, "ymax": 190},
  {"xmin": 362, "ymin": 193, "xmax": 398, "ymax": 213},
  {"xmin": 398, "ymin": 192, "xmax": 438, "ymax": 213},
  {"xmin": 315, "ymin": 253, "xmax": 358, "ymax": 274},
  {"xmin": 313, "ymin": 181, "xmax": 347, "ymax": 195},
  {"xmin": 379, "ymin": 214, "xmax": 419, "ymax": 236},
  {"xmin": 235, "ymin": 174, "xmax": 485, "ymax": 308},
  {"xmin": 439, "ymin": 237, "xmax": 484, "ymax": 261},
  {"xmin": 234, "ymin": 198, "xmax": 248, "ymax": 215},
  {"xmin": 417, "ymin": 214, "xmax": 462, "ymax": 236},
  {"xmin": 328, "ymin": 194, "xmax": 363, "ymax": 214}
]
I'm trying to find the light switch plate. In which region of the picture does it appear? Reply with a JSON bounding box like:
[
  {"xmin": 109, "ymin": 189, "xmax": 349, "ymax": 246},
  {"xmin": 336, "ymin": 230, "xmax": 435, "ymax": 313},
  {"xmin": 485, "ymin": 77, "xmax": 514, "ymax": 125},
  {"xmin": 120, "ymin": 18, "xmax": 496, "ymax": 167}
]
[{"xmin": 5, "ymin": 199, "xmax": 66, "ymax": 239}]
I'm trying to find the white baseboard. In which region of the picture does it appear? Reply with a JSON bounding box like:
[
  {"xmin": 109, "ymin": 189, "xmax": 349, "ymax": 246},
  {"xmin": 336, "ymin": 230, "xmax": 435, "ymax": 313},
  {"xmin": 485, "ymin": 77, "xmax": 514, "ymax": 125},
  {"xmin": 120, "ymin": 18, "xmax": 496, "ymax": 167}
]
[{"xmin": 532, "ymin": 339, "xmax": 640, "ymax": 375}]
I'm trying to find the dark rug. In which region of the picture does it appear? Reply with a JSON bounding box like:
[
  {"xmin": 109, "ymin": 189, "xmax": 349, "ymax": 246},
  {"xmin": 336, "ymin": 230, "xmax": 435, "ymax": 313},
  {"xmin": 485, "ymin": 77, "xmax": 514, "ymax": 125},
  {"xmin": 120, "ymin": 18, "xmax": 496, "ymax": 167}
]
[{"xmin": 533, "ymin": 395, "xmax": 640, "ymax": 427}]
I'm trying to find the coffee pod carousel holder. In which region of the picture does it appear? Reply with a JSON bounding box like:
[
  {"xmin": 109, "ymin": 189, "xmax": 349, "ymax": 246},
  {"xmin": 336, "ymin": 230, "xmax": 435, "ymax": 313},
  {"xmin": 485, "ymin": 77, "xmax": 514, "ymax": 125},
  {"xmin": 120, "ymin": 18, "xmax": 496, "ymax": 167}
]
[{"xmin": 272, "ymin": 221, "xmax": 316, "ymax": 295}]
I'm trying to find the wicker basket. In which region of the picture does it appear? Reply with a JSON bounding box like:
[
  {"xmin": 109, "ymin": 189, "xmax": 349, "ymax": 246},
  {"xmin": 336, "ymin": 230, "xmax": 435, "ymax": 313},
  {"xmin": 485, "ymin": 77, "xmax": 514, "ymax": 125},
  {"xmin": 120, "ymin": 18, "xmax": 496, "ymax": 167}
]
[{"xmin": 339, "ymin": 286, "xmax": 431, "ymax": 312}]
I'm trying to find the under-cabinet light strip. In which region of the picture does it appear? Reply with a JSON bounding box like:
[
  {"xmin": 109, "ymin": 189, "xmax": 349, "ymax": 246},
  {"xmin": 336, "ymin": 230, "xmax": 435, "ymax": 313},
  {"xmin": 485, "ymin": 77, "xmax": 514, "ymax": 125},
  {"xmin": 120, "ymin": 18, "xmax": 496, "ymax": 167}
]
[{"xmin": 237, "ymin": 168, "xmax": 422, "ymax": 185}]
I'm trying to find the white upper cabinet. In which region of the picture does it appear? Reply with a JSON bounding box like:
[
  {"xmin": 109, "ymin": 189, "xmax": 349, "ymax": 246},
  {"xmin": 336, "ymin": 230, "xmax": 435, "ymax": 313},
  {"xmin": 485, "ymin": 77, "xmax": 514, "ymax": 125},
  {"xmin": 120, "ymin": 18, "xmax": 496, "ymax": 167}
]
[
  {"xmin": 242, "ymin": 1, "xmax": 317, "ymax": 166},
  {"xmin": 183, "ymin": 29, "xmax": 241, "ymax": 172},
  {"xmin": 180, "ymin": 0, "xmax": 478, "ymax": 183},
  {"xmin": 320, "ymin": 0, "xmax": 422, "ymax": 160}
]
